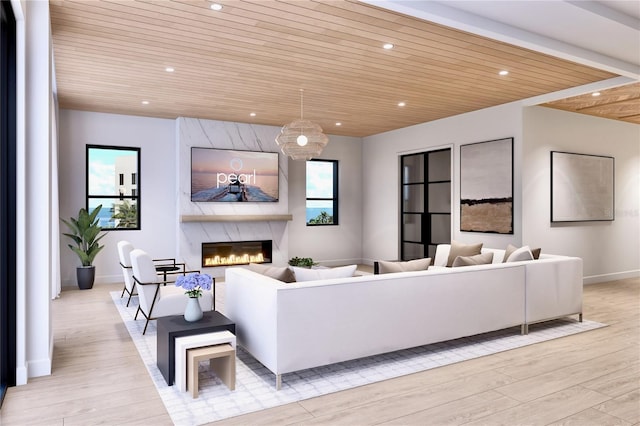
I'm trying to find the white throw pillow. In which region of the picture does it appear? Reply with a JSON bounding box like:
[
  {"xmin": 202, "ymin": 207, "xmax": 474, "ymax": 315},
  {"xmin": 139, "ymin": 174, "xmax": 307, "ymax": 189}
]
[
  {"xmin": 506, "ymin": 245, "xmax": 534, "ymax": 262},
  {"xmin": 292, "ymin": 265, "xmax": 357, "ymax": 282}
]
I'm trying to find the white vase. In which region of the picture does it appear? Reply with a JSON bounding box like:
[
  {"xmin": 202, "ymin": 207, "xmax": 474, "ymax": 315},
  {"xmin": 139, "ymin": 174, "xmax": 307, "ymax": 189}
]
[{"xmin": 184, "ymin": 297, "xmax": 203, "ymax": 322}]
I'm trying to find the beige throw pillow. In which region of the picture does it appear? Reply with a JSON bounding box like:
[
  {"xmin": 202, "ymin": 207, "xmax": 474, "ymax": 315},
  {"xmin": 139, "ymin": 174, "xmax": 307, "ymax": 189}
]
[
  {"xmin": 505, "ymin": 245, "xmax": 534, "ymax": 262},
  {"xmin": 452, "ymin": 252, "xmax": 494, "ymax": 267},
  {"xmin": 246, "ymin": 263, "xmax": 296, "ymax": 283},
  {"xmin": 446, "ymin": 240, "xmax": 483, "ymax": 267},
  {"xmin": 377, "ymin": 258, "xmax": 431, "ymax": 274},
  {"xmin": 531, "ymin": 247, "xmax": 542, "ymax": 259},
  {"xmin": 504, "ymin": 244, "xmax": 541, "ymax": 262},
  {"xmin": 503, "ymin": 244, "xmax": 518, "ymax": 263}
]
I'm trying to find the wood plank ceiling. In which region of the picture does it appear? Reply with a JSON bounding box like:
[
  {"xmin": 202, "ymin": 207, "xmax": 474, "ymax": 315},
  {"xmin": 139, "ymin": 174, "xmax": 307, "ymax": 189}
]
[
  {"xmin": 49, "ymin": 0, "xmax": 621, "ymax": 137},
  {"xmin": 543, "ymin": 82, "xmax": 640, "ymax": 125}
]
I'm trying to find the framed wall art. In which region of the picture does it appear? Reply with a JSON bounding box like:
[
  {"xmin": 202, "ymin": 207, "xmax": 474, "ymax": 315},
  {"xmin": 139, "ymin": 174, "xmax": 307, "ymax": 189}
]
[
  {"xmin": 460, "ymin": 137, "xmax": 513, "ymax": 234},
  {"xmin": 551, "ymin": 151, "xmax": 614, "ymax": 222}
]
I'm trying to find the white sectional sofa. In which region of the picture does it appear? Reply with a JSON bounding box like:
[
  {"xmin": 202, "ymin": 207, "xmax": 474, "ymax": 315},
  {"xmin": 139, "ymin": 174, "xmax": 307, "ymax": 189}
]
[{"xmin": 225, "ymin": 245, "xmax": 583, "ymax": 389}]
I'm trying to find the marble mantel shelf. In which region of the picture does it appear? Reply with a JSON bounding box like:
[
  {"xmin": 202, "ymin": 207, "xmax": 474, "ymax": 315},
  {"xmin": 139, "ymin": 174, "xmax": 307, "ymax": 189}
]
[{"xmin": 180, "ymin": 214, "xmax": 293, "ymax": 223}]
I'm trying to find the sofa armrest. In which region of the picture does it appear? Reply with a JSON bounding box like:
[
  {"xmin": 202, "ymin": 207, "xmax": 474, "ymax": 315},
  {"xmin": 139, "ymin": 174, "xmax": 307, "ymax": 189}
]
[
  {"xmin": 525, "ymin": 257, "xmax": 583, "ymax": 324},
  {"xmin": 225, "ymin": 267, "xmax": 281, "ymax": 373}
]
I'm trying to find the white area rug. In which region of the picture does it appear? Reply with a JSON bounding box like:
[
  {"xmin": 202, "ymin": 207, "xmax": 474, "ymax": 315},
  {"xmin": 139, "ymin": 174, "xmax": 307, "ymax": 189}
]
[{"xmin": 110, "ymin": 291, "xmax": 605, "ymax": 426}]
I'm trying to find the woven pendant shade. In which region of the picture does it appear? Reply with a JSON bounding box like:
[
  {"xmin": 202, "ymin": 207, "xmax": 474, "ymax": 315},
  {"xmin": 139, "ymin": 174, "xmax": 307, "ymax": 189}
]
[{"xmin": 275, "ymin": 90, "xmax": 328, "ymax": 160}]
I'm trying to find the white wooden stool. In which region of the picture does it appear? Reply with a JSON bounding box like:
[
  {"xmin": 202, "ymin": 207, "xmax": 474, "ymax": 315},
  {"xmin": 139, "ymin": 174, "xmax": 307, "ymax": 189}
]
[
  {"xmin": 187, "ymin": 344, "xmax": 236, "ymax": 398},
  {"xmin": 174, "ymin": 331, "xmax": 236, "ymax": 392}
]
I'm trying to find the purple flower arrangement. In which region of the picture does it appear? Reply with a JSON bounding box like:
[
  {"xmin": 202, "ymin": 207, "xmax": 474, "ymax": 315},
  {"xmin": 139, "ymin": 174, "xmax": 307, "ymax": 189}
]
[{"xmin": 175, "ymin": 273, "xmax": 213, "ymax": 298}]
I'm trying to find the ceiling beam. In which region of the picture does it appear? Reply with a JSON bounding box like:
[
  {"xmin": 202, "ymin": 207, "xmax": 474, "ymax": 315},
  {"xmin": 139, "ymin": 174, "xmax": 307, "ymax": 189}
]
[{"xmin": 362, "ymin": 0, "xmax": 640, "ymax": 79}]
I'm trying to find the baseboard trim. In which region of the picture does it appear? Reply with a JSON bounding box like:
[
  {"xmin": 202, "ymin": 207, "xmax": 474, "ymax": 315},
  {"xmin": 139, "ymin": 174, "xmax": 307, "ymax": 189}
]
[
  {"xmin": 583, "ymin": 270, "xmax": 640, "ymax": 285},
  {"xmin": 62, "ymin": 273, "xmax": 122, "ymax": 288},
  {"xmin": 15, "ymin": 365, "xmax": 27, "ymax": 386},
  {"xmin": 26, "ymin": 356, "xmax": 51, "ymax": 380}
]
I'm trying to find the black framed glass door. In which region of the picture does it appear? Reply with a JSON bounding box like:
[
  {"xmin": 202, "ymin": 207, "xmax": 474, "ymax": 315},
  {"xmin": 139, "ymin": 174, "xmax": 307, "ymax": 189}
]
[
  {"xmin": 0, "ymin": 0, "xmax": 18, "ymax": 403},
  {"xmin": 400, "ymin": 148, "xmax": 451, "ymax": 260}
]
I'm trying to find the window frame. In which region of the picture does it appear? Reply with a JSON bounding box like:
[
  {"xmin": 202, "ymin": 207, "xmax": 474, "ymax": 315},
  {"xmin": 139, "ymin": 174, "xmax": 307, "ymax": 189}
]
[
  {"xmin": 86, "ymin": 144, "xmax": 141, "ymax": 231},
  {"xmin": 0, "ymin": 0, "xmax": 18, "ymax": 396},
  {"xmin": 305, "ymin": 159, "xmax": 339, "ymax": 226}
]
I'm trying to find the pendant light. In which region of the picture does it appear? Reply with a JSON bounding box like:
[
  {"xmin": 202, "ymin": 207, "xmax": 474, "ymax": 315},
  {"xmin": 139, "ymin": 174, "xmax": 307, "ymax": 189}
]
[{"xmin": 275, "ymin": 89, "xmax": 328, "ymax": 160}]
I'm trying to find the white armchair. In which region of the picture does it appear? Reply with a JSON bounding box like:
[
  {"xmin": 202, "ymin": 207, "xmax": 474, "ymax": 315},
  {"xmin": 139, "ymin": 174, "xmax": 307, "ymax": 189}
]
[
  {"xmin": 130, "ymin": 249, "xmax": 214, "ymax": 334},
  {"xmin": 117, "ymin": 241, "xmax": 137, "ymax": 307},
  {"xmin": 117, "ymin": 240, "xmax": 187, "ymax": 307}
]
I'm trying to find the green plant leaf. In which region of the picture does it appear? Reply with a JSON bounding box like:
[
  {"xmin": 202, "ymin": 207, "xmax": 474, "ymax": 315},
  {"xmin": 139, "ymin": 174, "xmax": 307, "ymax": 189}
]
[{"xmin": 61, "ymin": 205, "xmax": 106, "ymax": 267}]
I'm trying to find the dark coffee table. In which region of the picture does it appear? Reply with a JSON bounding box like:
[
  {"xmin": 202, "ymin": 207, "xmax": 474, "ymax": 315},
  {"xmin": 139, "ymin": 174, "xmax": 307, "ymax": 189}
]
[{"xmin": 156, "ymin": 310, "xmax": 235, "ymax": 386}]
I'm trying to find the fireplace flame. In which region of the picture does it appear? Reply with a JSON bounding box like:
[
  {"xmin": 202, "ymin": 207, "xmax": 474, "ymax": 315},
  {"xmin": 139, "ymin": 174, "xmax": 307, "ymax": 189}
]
[{"xmin": 204, "ymin": 253, "xmax": 265, "ymax": 267}]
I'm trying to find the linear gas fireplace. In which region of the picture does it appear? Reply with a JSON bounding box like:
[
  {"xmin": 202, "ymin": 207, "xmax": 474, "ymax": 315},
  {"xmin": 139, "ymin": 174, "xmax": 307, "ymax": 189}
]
[{"xmin": 202, "ymin": 240, "xmax": 273, "ymax": 267}]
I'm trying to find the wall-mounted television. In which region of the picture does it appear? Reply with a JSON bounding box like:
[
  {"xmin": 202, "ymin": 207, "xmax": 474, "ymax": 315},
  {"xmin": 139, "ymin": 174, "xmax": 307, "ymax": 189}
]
[{"xmin": 191, "ymin": 147, "xmax": 279, "ymax": 202}]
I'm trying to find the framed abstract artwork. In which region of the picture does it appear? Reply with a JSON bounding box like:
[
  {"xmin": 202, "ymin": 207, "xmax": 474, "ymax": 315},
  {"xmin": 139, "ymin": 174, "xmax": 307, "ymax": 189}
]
[
  {"xmin": 551, "ymin": 151, "xmax": 614, "ymax": 222},
  {"xmin": 460, "ymin": 137, "xmax": 513, "ymax": 234}
]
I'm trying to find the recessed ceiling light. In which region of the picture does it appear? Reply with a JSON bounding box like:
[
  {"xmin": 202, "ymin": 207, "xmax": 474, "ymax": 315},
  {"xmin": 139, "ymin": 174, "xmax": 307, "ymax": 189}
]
[
  {"xmin": 210, "ymin": 3, "xmax": 223, "ymax": 11},
  {"xmin": 141, "ymin": 100, "xmax": 149, "ymax": 105},
  {"xmin": 398, "ymin": 101, "xmax": 406, "ymax": 107},
  {"xmin": 383, "ymin": 43, "xmax": 394, "ymax": 50},
  {"xmin": 499, "ymin": 70, "xmax": 509, "ymax": 76},
  {"xmin": 165, "ymin": 67, "xmax": 175, "ymax": 73},
  {"xmin": 249, "ymin": 112, "xmax": 256, "ymax": 117},
  {"xmin": 592, "ymin": 92, "xmax": 601, "ymax": 97},
  {"xmin": 335, "ymin": 122, "xmax": 342, "ymax": 126}
]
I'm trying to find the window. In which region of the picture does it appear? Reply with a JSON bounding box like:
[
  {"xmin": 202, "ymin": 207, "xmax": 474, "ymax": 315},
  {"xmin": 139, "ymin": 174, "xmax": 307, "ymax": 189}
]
[
  {"xmin": 87, "ymin": 145, "xmax": 140, "ymax": 230},
  {"xmin": 306, "ymin": 160, "xmax": 338, "ymax": 226}
]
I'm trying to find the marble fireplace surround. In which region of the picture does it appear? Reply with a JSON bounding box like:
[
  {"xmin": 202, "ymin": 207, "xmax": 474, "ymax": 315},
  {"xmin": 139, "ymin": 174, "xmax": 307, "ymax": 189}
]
[{"xmin": 176, "ymin": 117, "xmax": 290, "ymax": 278}]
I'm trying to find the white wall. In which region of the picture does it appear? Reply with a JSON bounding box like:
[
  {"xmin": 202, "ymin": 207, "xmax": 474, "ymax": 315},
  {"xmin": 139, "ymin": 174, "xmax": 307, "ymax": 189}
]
[
  {"xmin": 58, "ymin": 110, "xmax": 176, "ymax": 287},
  {"xmin": 522, "ymin": 106, "xmax": 640, "ymax": 283},
  {"xmin": 362, "ymin": 102, "xmax": 524, "ymax": 264},
  {"xmin": 288, "ymin": 135, "xmax": 363, "ymax": 266}
]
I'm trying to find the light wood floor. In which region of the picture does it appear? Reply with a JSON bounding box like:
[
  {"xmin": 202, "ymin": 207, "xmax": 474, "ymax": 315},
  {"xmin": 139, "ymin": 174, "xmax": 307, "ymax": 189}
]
[{"xmin": 0, "ymin": 276, "xmax": 638, "ymax": 425}]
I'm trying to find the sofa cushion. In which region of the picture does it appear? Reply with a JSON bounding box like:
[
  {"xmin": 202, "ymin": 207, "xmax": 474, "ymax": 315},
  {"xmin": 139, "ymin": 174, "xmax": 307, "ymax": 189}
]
[
  {"xmin": 452, "ymin": 252, "xmax": 494, "ymax": 267},
  {"xmin": 446, "ymin": 240, "xmax": 483, "ymax": 267},
  {"xmin": 505, "ymin": 245, "xmax": 534, "ymax": 262},
  {"xmin": 377, "ymin": 258, "xmax": 431, "ymax": 274},
  {"xmin": 292, "ymin": 265, "xmax": 357, "ymax": 282},
  {"xmin": 246, "ymin": 263, "xmax": 296, "ymax": 283}
]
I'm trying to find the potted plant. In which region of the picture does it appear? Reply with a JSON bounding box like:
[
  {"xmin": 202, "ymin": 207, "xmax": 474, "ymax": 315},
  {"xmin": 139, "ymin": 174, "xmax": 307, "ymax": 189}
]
[
  {"xmin": 62, "ymin": 204, "xmax": 106, "ymax": 289},
  {"xmin": 288, "ymin": 257, "xmax": 317, "ymax": 268}
]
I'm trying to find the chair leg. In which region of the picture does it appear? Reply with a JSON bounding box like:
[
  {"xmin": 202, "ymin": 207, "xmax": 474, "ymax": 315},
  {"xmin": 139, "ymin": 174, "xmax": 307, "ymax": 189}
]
[
  {"xmin": 134, "ymin": 306, "xmax": 141, "ymax": 320},
  {"xmin": 120, "ymin": 285, "xmax": 126, "ymax": 298},
  {"xmin": 142, "ymin": 317, "xmax": 151, "ymax": 335},
  {"xmin": 126, "ymin": 291, "xmax": 134, "ymax": 307}
]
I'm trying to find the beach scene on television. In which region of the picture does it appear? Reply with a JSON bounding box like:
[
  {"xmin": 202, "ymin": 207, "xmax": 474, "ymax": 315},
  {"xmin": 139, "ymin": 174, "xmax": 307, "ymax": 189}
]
[{"xmin": 191, "ymin": 148, "xmax": 279, "ymax": 202}]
